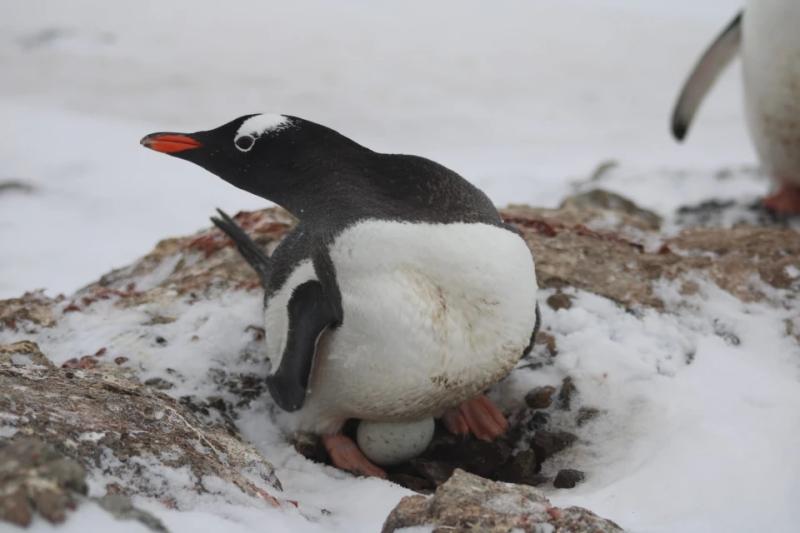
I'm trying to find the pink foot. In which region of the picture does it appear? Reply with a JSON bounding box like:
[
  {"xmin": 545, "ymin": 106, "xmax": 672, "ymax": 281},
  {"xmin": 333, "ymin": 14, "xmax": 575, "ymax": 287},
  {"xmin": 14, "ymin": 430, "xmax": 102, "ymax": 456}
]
[
  {"xmin": 322, "ymin": 434, "xmax": 386, "ymax": 478},
  {"xmin": 763, "ymin": 183, "xmax": 800, "ymax": 215},
  {"xmin": 442, "ymin": 394, "xmax": 509, "ymax": 441}
]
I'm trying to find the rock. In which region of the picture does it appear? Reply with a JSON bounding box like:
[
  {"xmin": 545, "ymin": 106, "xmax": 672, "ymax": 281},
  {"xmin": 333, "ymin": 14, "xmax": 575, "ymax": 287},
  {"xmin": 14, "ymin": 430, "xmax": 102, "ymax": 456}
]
[
  {"xmin": 0, "ymin": 341, "xmax": 282, "ymax": 516},
  {"xmin": 554, "ymin": 469, "xmax": 586, "ymax": 489},
  {"xmin": 408, "ymin": 458, "xmax": 456, "ymax": 486},
  {"xmin": 531, "ymin": 430, "xmax": 578, "ymax": 462},
  {"xmin": 293, "ymin": 433, "xmax": 328, "ymax": 464},
  {"xmin": 546, "ymin": 291, "xmax": 573, "ymax": 311},
  {"xmin": 527, "ymin": 411, "xmax": 551, "ymax": 431},
  {"xmin": 0, "ymin": 291, "xmax": 58, "ymax": 330},
  {"xmin": 381, "ymin": 469, "xmax": 622, "ymax": 533},
  {"xmin": 534, "ymin": 331, "xmax": 558, "ymax": 357},
  {"xmin": 441, "ymin": 438, "xmax": 512, "ymax": 479},
  {"xmin": 1, "ymin": 196, "xmax": 796, "ymax": 529},
  {"xmin": 561, "ymin": 188, "xmax": 663, "ymax": 230},
  {"xmin": 94, "ymin": 494, "xmax": 167, "ymax": 532},
  {"xmin": 0, "ymin": 437, "xmax": 167, "ymax": 531},
  {"xmin": 501, "ymin": 200, "xmax": 800, "ymax": 308},
  {"xmin": 497, "ymin": 449, "xmax": 541, "ymax": 485},
  {"xmin": 0, "ymin": 180, "xmax": 35, "ymax": 195},
  {"xmin": 557, "ymin": 376, "xmax": 578, "ymax": 410},
  {"xmin": 143, "ymin": 376, "xmax": 175, "ymax": 390},
  {"xmin": 387, "ymin": 474, "xmax": 433, "ymax": 494},
  {"xmin": 576, "ymin": 407, "xmax": 601, "ymax": 426},
  {"xmin": 0, "ymin": 437, "xmax": 86, "ymax": 526},
  {"xmin": 524, "ymin": 385, "xmax": 557, "ymax": 409}
]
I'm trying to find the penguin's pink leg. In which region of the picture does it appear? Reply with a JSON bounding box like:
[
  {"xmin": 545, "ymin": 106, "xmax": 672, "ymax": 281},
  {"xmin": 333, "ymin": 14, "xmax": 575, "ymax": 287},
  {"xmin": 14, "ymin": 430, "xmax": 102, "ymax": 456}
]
[
  {"xmin": 763, "ymin": 183, "xmax": 800, "ymax": 215},
  {"xmin": 322, "ymin": 434, "xmax": 387, "ymax": 478},
  {"xmin": 442, "ymin": 394, "xmax": 508, "ymax": 441}
]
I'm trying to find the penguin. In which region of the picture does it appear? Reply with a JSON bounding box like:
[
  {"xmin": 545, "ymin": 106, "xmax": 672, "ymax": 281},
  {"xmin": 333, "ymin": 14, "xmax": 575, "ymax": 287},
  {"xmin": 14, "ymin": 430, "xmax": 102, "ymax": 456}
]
[
  {"xmin": 672, "ymin": 1, "xmax": 800, "ymax": 214},
  {"xmin": 141, "ymin": 114, "xmax": 540, "ymax": 477}
]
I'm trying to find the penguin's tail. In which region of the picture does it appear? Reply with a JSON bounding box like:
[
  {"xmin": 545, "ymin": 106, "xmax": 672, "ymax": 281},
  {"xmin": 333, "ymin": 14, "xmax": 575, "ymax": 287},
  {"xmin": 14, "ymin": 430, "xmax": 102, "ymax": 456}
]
[{"xmin": 210, "ymin": 209, "xmax": 271, "ymax": 286}]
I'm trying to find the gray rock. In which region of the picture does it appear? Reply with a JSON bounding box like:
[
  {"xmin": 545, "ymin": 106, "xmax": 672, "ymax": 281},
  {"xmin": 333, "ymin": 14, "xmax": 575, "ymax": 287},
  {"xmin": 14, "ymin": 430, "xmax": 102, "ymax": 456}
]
[
  {"xmin": 524, "ymin": 385, "xmax": 557, "ymax": 409},
  {"xmin": 0, "ymin": 437, "xmax": 86, "ymax": 526},
  {"xmin": 94, "ymin": 494, "xmax": 167, "ymax": 532},
  {"xmin": 0, "ymin": 341, "xmax": 282, "ymax": 518},
  {"xmin": 554, "ymin": 469, "xmax": 586, "ymax": 489},
  {"xmin": 381, "ymin": 469, "xmax": 622, "ymax": 533}
]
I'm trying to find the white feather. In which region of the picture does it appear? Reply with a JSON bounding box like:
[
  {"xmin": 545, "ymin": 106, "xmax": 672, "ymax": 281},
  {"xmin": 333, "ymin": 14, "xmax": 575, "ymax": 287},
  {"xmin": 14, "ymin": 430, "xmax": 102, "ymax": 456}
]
[
  {"xmin": 742, "ymin": 0, "xmax": 800, "ymax": 185},
  {"xmin": 234, "ymin": 114, "xmax": 292, "ymax": 152},
  {"xmin": 265, "ymin": 220, "xmax": 538, "ymax": 434}
]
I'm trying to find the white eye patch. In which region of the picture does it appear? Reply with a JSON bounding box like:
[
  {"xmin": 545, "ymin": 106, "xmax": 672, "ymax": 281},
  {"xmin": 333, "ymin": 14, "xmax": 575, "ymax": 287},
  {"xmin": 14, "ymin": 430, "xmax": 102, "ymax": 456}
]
[{"xmin": 233, "ymin": 114, "xmax": 291, "ymax": 152}]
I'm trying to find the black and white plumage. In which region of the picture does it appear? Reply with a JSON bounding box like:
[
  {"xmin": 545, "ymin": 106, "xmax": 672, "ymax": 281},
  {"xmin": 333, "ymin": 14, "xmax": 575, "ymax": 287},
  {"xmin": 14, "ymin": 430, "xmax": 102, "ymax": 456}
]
[{"xmin": 142, "ymin": 114, "xmax": 539, "ymax": 434}]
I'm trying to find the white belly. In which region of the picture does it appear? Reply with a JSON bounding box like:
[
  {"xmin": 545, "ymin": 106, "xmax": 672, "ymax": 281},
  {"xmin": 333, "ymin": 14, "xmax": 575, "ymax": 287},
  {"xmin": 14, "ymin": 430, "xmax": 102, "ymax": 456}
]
[
  {"xmin": 264, "ymin": 220, "xmax": 538, "ymax": 433},
  {"xmin": 742, "ymin": 0, "xmax": 800, "ymax": 184}
]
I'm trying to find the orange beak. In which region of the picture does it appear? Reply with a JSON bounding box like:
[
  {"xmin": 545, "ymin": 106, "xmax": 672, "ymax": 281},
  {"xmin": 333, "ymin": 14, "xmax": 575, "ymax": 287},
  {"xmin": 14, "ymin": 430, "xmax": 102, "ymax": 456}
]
[{"xmin": 140, "ymin": 133, "xmax": 202, "ymax": 154}]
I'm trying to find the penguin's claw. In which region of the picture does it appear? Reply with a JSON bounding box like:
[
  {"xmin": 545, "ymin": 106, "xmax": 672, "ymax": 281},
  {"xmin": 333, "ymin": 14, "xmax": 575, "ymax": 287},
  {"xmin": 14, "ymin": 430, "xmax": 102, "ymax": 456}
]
[
  {"xmin": 443, "ymin": 394, "xmax": 508, "ymax": 441},
  {"xmin": 322, "ymin": 434, "xmax": 387, "ymax": 478},
  {"xmin": 763, "ymin": 183, "xmax": 800, "ymax": 215}
]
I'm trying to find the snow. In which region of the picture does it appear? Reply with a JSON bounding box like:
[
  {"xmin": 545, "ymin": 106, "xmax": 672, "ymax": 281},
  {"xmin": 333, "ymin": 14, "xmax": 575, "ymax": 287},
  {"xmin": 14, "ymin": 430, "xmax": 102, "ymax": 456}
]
[{"xmin": 2, "ymin": 1, "xmax": 799, "ymax": 532}]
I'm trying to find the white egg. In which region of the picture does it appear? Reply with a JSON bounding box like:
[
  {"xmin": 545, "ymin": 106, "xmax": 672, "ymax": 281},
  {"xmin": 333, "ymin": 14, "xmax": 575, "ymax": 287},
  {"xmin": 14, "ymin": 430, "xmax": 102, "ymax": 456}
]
[{"xmin": 356, "ymin": 418, "xmax": 435, "ymax": 466}]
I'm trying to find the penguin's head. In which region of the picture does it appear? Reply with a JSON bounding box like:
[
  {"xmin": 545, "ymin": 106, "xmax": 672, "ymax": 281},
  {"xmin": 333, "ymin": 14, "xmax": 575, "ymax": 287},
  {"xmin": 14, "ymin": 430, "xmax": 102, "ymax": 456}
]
[{"xmin": 141, "ymin": 114, "xmax": 365, "ymax": 211}]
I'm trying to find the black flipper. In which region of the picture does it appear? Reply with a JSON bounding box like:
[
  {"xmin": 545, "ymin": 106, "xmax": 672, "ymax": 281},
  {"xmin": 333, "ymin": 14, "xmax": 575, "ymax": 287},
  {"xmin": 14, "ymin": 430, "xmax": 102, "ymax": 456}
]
[
  {"xmin": 267, "ymin": 280, "xmax": 336, "ymax": 411},
  {"xmin": 210, "ymin": 209, "xmax": 271, "ymax": 285},
  {"xmin": 522, "ymin": 303, "xmax": 542, "ymax": 358},
  {"xmin": 672, "ymin": 11, "xmax": 743, "ymax": 141}
]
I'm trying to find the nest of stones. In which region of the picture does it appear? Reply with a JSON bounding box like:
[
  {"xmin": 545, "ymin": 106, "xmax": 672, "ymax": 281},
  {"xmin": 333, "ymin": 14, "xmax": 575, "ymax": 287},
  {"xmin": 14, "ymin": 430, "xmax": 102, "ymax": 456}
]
[{"xmin": 295, "ymin": 376, "xmax": 595, "ymax": 493}]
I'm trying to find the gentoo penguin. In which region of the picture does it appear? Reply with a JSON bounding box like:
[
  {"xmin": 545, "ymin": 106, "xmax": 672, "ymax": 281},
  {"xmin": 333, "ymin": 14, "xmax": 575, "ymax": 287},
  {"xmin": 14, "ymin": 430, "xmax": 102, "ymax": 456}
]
[
  {"xmin": 672, "ymin": 1, "xmax": 800, "ymax": 214},
  {"xmin": 141, "ymin": 114, "xmax": 540, "ymax": 477}
]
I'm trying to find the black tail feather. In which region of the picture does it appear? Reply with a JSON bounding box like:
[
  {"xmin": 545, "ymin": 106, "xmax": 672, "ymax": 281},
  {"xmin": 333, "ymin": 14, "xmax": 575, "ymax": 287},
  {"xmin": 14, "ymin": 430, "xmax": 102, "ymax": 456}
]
[{"xmin": 210, "ymin": 209, "xmax": 271, "ymax": 285}]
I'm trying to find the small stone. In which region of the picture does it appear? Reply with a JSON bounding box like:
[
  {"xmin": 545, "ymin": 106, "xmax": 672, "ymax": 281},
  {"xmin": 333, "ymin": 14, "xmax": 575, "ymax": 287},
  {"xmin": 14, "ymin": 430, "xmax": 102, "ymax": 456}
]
[
  {"xmin": 143, "ymin": 377, "xmax": 174, "ymax": 390},
  {"xmin": 381, "ymin": 469, "xmax": 622, "ymax": 533},
  {"xmin": 554, "ymin": 469, "xmax": 585, "ymax": 489},
  {"xmin": 443, "ymin": 438, "xmax": 512, "ymax": 479},
  {"xmin": 292, "ymin": 433, "xmax": 327, "ymax": 464},
  {"xmin": 576, "ymin": 407, "xmax": 601, "ymax": 426},
  {"xmin": 388, "ymin": 473, "xmax": 433, "ymax": 494},
  {"xmin": 78, "ymin": 355, "xmax": 98, "ymax": 369},
  {"xmin": 546, "ymin": 292, "xmax": 573, "ymax": 311},
  {"xmin": 154, "ymin": 336, "xmax": 167, "ymax": 346},
  {"xmin": 557, "ymin": 376, "xmax": 577, "ymax": 410},
  {"xmin": 535, "ymin": 331, "xmax": 558, "ymax": 356},
  {"xmin": 409, "ymin": 459, "xmax": 456, "ymax": 486},
  {"xmin": 113, "ymin": 356, "xmax": 128, "ymax": 365},
  {"xmin": 94, "ymin": 494, "xmax": 168, "ymax": 532},
  {"xmin": 527, "ymin": 411, "xmax": 551, "ymax": 431},
  {"xmin": 498, "ymin": 449, "xmax": 540, "ymax": 485},
  {"xmin": 525, "ymin": 385, "xmax": 557, "ymax": 409},
  {"xmin": 531, "ymin": 430, "xmax": 577, "ymax": 461}
]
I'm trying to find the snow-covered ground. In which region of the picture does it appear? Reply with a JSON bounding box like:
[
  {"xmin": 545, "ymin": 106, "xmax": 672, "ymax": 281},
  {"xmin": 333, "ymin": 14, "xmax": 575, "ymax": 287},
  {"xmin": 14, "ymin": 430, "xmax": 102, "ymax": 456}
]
[{"xmin": 3, "ymin": 1, "xmax": 799, "ymax": 533}]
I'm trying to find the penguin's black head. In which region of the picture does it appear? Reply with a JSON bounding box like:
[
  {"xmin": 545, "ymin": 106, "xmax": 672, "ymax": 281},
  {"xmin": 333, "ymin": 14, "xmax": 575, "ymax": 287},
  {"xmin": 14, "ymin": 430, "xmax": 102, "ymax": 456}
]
[{"xmin": 141, "ymin": 114, "xmax": 366, "ymax": 214}]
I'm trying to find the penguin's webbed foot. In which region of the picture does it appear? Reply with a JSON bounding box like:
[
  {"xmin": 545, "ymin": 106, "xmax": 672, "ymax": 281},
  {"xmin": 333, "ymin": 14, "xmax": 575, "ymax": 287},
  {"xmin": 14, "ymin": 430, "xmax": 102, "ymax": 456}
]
[
  {"xmin": 322, "ymin": 433, "xmax": 387, "ymax": 478},
  {"xmin": 442, "ymin": 394, "xmax": 508, "ymax": 442},
  {"xmin": 763, "ymin": 183, "xmax": 800, "ymax": 215}
]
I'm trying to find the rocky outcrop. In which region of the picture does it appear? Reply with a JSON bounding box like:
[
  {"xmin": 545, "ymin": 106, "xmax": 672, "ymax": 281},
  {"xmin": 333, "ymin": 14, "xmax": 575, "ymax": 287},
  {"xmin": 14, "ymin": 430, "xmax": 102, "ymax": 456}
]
[
  {"xmin": 381, "ymin": 469, "xmax": 622, "ymax": 533},
  {"xmin": 0, "ymin": 341, "xmax": 282, "ymax": 527},
  {"xmin": 504, "ymin": 193, "xmax": 800, "ymax": 308},
  {"xmin": 1, "ymin": 190, "xmax": 798, "ymax": 531}
]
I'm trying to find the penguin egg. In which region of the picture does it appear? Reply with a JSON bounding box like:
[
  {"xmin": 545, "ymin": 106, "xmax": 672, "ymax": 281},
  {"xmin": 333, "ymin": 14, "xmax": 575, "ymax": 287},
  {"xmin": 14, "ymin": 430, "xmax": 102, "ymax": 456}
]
[{"xmin": 356, "ymin": 418, "xmax": 435, "ymax": 466}]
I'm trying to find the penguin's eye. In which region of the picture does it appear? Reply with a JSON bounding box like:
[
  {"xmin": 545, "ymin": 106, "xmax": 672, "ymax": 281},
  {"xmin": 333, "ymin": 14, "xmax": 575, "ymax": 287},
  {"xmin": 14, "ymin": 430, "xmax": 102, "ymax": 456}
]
[{"xmin": 235, "ymin": 135, "xmax": 255, "ymax": 152}]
